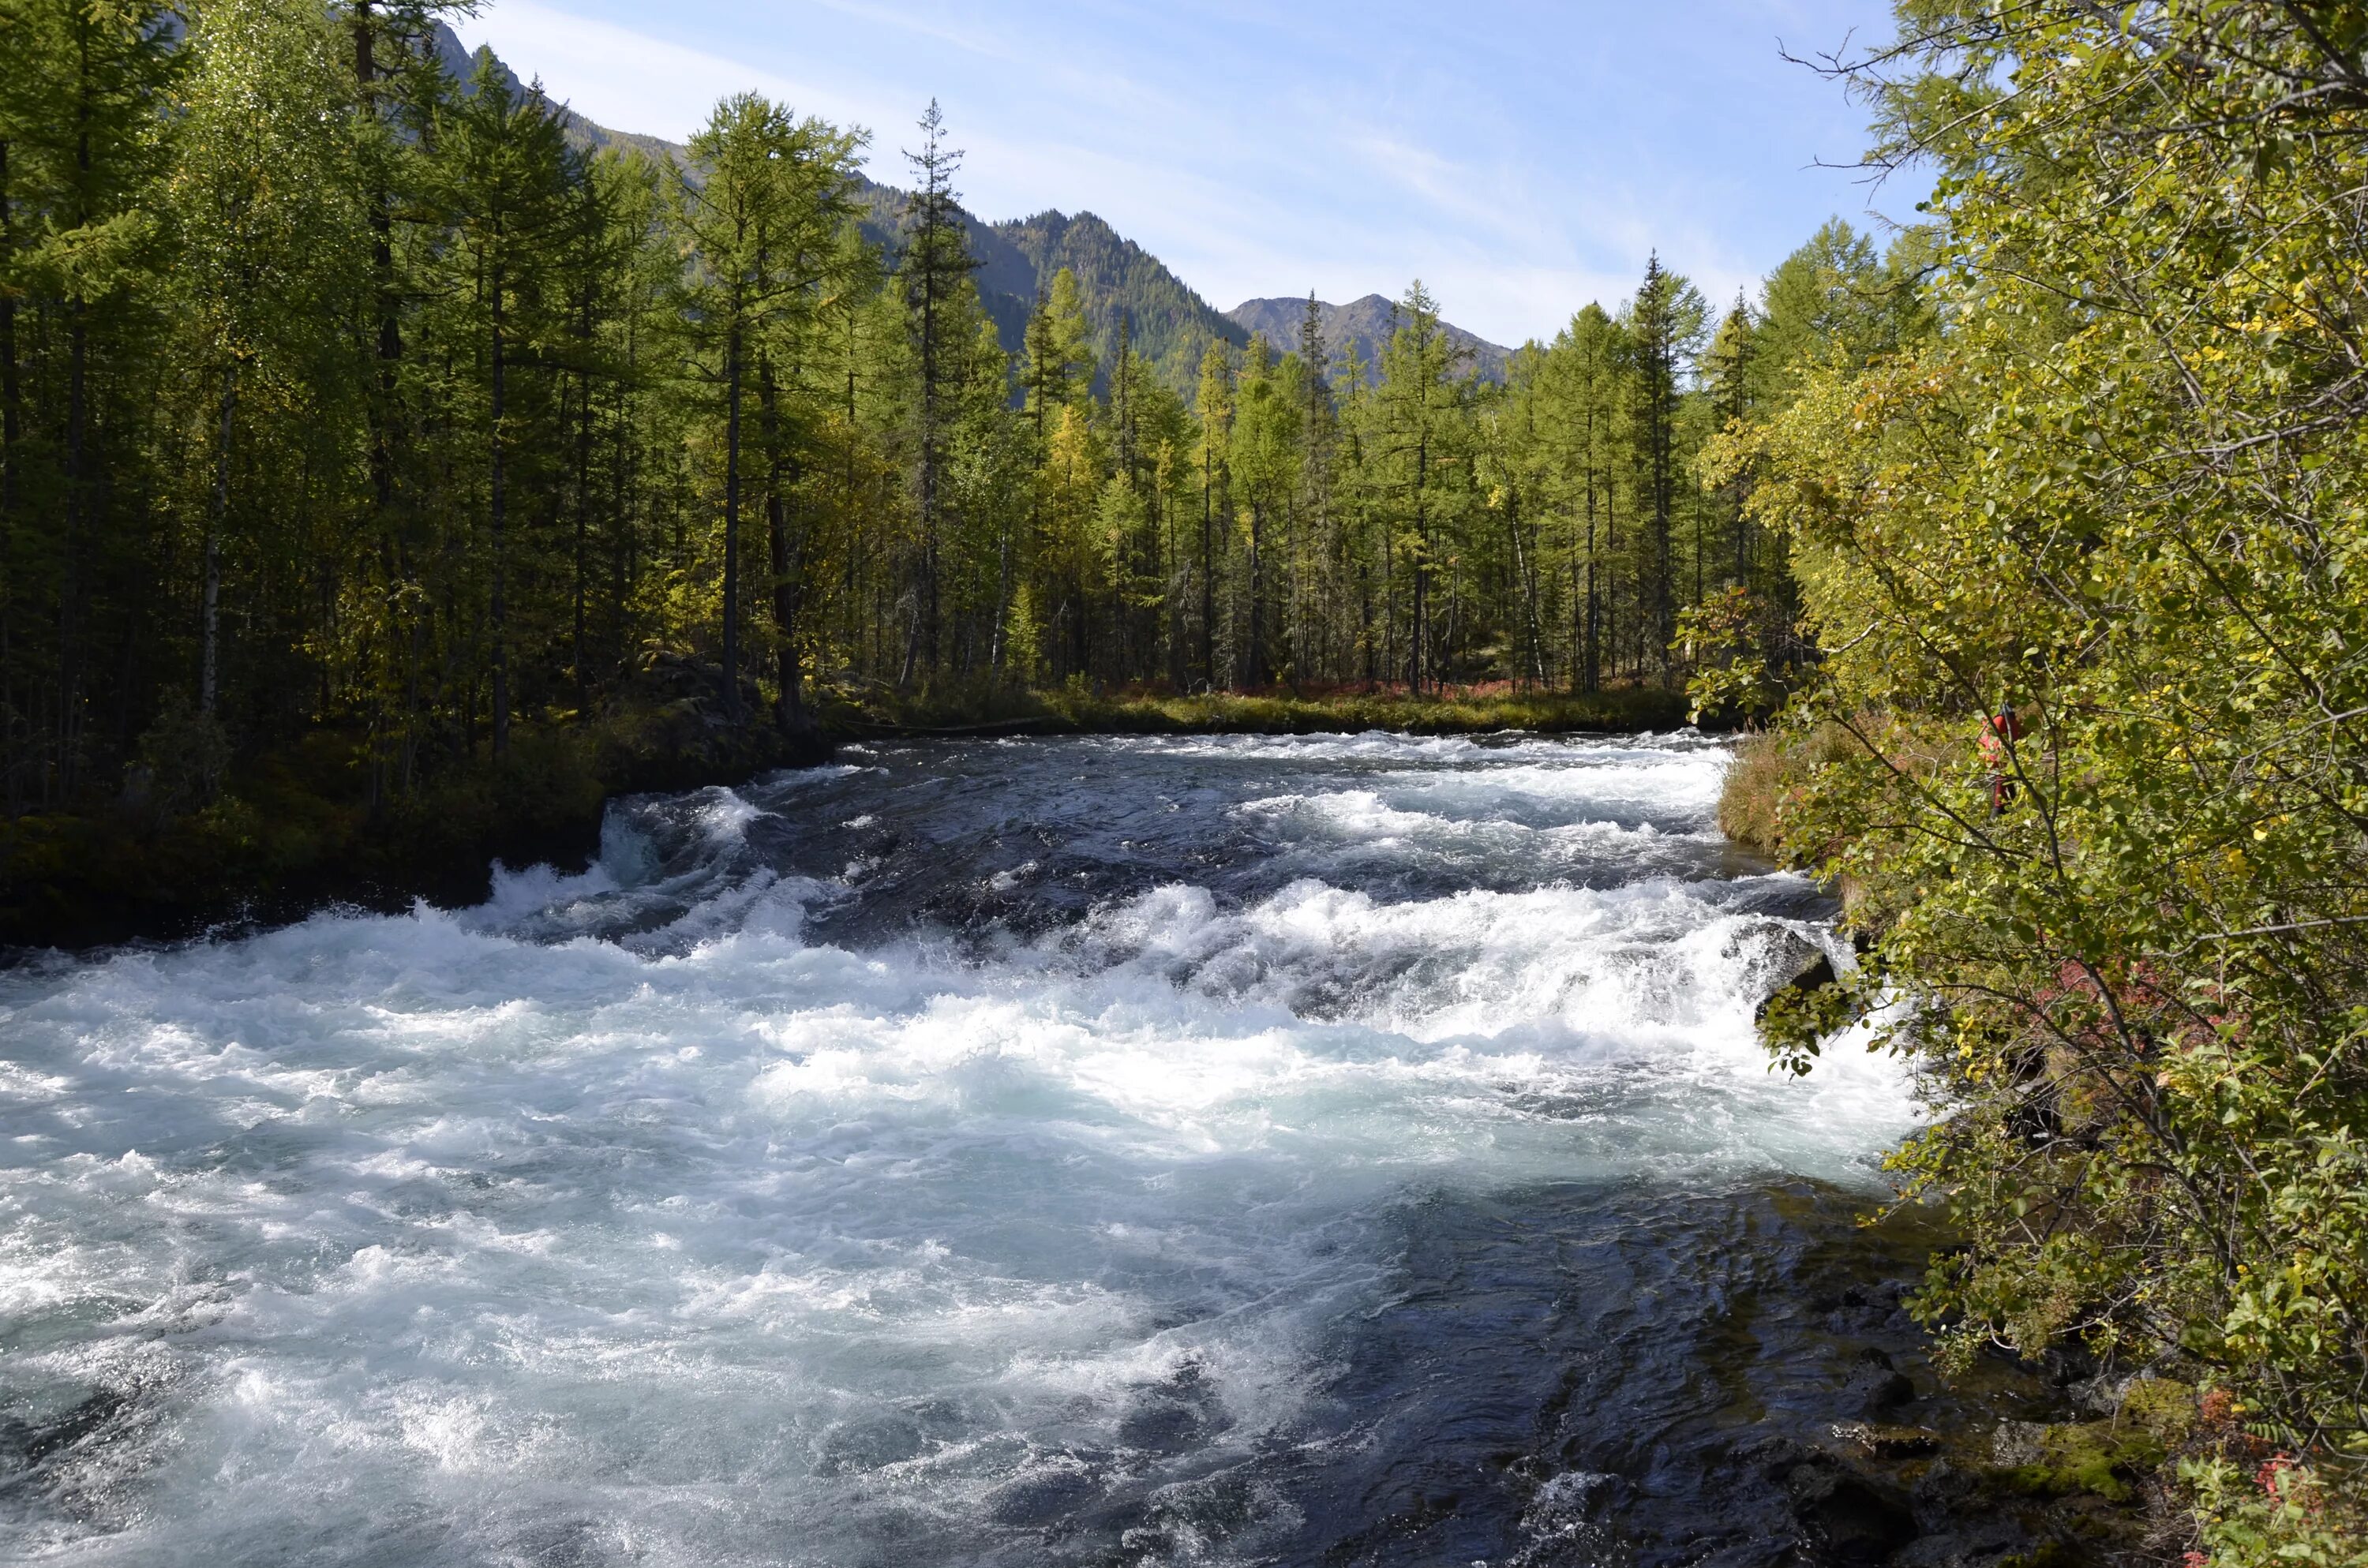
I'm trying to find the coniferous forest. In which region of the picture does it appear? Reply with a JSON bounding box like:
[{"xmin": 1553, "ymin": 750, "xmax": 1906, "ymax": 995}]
[
  {"xmin": 0, "ymin": 0, "xmax": 1901, "ymax": 830},
  {"xmin": 7, "ymin": 0, "xmax": 2368, "ymax": 1556}
]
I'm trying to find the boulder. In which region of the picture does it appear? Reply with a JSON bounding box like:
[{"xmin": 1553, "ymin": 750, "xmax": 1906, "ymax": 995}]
[
  {"xmin": 1843, "ymin": 1347, "xmax": 1917, "ymax": 1415},
  {"xmin": 1785, "ymin": 1463, "xmax": 1920, "ymax": 1566}
]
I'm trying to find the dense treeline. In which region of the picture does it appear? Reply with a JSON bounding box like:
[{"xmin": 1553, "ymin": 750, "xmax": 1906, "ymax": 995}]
[
  {"xmin": 0, "ymin": 0, "xmax": 1892, "ymax": 821},
  {"xmin": 14, "ymin": 0, "xmax": 2366, "ymax": 1555},
  {"xmin": 1714, "ymin": 1, "xmax": 2368, "ymax": 1558}
]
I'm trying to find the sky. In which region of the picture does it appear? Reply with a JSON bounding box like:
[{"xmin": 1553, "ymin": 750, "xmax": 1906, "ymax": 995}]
[{"xmin": 452, "ymin": 0, "xmax": 1928, "ymax": 349}]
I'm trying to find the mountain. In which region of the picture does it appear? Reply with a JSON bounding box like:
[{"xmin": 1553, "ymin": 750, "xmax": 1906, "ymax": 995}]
[
  {"xmin": 429, "ymin": 24, "xmax": 684, "ymax": 167},
  {"xmin": 852, "ymin": 193, "xmax": 1247, "ymax": 398},
  {"xmin": 425, "ymin": 28, "xmax": 1493, "ymax": 399},
  {"xmin": 1226, "ymin": 295, "xmax": 1514, "ymax": 385},
  {"xmin": 987, "ymin": 210, "xmax": 1249, "ymax": 398},
  {"xmin": 432, "ymin": 25, "xmax": 1240, "ymax": 395}
]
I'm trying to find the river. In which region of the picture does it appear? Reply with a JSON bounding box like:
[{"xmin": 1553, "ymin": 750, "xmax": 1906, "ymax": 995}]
[{"xmin": 0, "ymin": 732, "xmax": 1928, "ymax": 1566}]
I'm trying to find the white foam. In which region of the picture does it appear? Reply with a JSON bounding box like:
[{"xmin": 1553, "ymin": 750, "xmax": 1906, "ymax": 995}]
[{"xmin": 0, "ymin": 732, "xmax": 1914, "ymax": 1563}]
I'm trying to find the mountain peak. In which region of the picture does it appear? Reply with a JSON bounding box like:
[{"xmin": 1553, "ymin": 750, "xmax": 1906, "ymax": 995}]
[
  {"xmin": 423, "ymin": 28, "xmax": 1498, "ymax": 398},
  {"xmin": 1225, "ymin": 296, "xmax": 1512, "ymax": 384}
]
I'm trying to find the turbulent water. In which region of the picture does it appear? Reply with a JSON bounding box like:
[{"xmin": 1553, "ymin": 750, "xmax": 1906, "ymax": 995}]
[{"xmin": 0, "ymin": 732, "xmax": 1928, "ymax": 1566}]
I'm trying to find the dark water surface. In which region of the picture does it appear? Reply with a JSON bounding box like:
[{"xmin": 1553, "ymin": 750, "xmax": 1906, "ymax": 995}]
[{"xmin": 0, "ymin": 732, "xmax": 1928, "ymax": 1566}]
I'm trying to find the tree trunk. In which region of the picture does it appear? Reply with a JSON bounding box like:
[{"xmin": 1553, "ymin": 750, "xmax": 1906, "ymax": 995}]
[
  {"xmin": 59, "ymin": 301, "xmax": 86, "ymax": 799},
  {"xmin": 490, "ymin": 267, "xmax": 510, "ymax": 758},
  {"xmin": 1199, "ymin": 456, "xmax": 1215, "ymax": 690},
  {"xmin": 1410, "ymin": 426, "xmax": 1429, "ymax": 693},
  {"xmin": 759, "ymin": 361, "xmax": 803, "ymax": 729},
  {"xmin": 201, "ymin": 361, "xmax": 238, "ymax": 716},
  {"xmin": 721, "ymin": 319, "xmax": 744, "ymax": 722},
  {"xmin": 573, "ymin": 350, "xmax": 591, "ymax": 704}
]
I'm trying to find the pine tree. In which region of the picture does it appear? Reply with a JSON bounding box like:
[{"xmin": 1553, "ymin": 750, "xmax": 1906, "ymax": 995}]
[
  {"xmin": 1553, "ymin": 304, "xmax": 1626, "ymax": 690},
  {"xmin": 2, "ymin": 0, "xmax": 178, "ymax": 801},
  {"xmin": 1375, "ymin": 281, "xmax": 1462, "ymax": 690},
  {"xmin": 440, "ymin": 55, "xmax": 579, "ymax": 756},
  {"xmin": 673, "ymin": 92, "xmax": 863, "ymax": 723},
  {"xmin": 1699, "ymin": 293, "xmax": 1756, "ymax": 586},
  {"xmin": 1293, "ymin": 292, "xmax": 1336, "ymax": 680}
]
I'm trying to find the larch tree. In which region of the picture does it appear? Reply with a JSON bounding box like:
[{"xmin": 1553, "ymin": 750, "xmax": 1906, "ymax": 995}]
[
  {"xmin": 895, "ymin": 99, "xmax": 976, "ymax": 685},
  {"xmin": 1623, "ymin": 253, "xmax": 1705, "ymax": 675},
  {"xmin": 439, "ymin": 55, "xmax": 578, "ymax": 757},
  {"xmin": 167, "ymin": 0, "xmax": 364, "ymax": 721}
]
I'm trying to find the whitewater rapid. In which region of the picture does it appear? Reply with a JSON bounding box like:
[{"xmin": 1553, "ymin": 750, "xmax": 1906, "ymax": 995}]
[{"xmin": 0, "ymin": 732, "xmax": 1919, "ymax": 1566}]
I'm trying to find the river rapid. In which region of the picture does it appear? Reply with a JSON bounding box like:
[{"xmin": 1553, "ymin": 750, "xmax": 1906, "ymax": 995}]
[{"xmin": 0, "ymin": 732, "xmax": 1929, "ymax": 1566}]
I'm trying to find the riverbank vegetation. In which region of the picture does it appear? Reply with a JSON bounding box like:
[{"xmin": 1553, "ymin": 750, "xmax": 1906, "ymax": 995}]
[
  {"xmin": 1708, "ymin": 3, "xmax": 2368, "ymax": 1559},
  {"xmin": 9, "ymin": 0, "xmax": 2366, "ymax": 1555},
  {"xmin": 0, "ymin": 0, "xmax": 1818, "ymax": 936},
  {"xmin": 0, "ymin": 0, "xmax": 1812, "ymax": 821},
  {"xmin": 822, "ymin": 679, "xmax": 1684, "ymax": 739}
]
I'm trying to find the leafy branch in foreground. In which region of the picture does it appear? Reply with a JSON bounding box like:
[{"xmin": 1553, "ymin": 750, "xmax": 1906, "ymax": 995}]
[{"xmin": 1736, "ymin": 2, "xmax": 2368, "ymax": 1555}]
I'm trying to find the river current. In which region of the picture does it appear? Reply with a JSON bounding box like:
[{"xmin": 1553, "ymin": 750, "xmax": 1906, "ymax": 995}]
[{"xmin": 0, "ymin": 732, "xmax": 1924, "ymax": 1566}]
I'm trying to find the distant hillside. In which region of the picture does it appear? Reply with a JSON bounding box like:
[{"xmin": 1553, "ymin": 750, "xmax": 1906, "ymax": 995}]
[
  {"xmin": 426, "ymin": 28, "xmax": 1486, "ymax": 400},
  {"xmin": 433, "ymin": 24, "xmax": 1241, "ymax": 399},
  {"xmin": 852, "ymin": 193, "xmax": 1246, "ymax": 397},
  {"xmin": 991, "ymin": 210, "xmax": 1249, "ymax": 397},
  {"xmin": 1227, "ymin": 295, "xmax": 1513, "ymax": 384},
  {"xmin": 429, "ymin": 24, "xmax": 684, "ymax": 167}
]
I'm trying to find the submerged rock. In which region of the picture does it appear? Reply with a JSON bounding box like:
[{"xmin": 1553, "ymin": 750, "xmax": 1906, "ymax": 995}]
[
  {"xmin": 1785, "ymin": 1461, "xmax": 1920, "ymax": 1565},
  {"xmin": 1844, "ymin": 1347, "xmax": 1918, "ymax": 1414},
  {"xmin": 1831, "ymin": 1421, "xmax": 1941, "ymax": 1459},
  {"xmin": 1755, "ymin": 935, "xmax": 1839, "ymax": 1026}
]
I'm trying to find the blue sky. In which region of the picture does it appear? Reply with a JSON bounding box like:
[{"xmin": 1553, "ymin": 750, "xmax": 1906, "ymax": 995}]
[{"xmin": 454, "ymin": 0, "xmax": 1925, "ymax": 348}]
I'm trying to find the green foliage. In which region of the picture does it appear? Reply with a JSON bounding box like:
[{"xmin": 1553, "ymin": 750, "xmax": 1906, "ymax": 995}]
[
  {"xmin": 1, "ymin": 0, "xmax": 1782, "ymax": 840},
  {"xmin": 1676, "ymin": 586, "xmax": 1789, "ymax": 720},
  {"xmin": 132, "ymin": 692, "xmax": 231, "ymax": 818},
  {"xmin": 2185, "ymin": 1455, "xmax": 2368, "ymax": 1568},
  {"xmin": 1726, "ymin": 2, "xmax": 2368, "ymax": 1551},
  {"xmin": 825, "ymin": 680, "xmax": 1684, "ymax": 739}
]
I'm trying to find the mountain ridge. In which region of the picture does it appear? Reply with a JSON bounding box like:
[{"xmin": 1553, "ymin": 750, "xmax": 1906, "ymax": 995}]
[
  {"xmin": 1226, "ymin": 294, "xmax": 1513, "ymax": 385},
  {"xmin": 432, "ymin": 25, "xmax": 1508, "ymax": 396}
]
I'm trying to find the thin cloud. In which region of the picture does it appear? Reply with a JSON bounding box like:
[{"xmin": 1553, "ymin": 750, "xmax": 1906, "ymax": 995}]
[{"xmin": 455, "ymin": 0, "xmax": 1911, "ymax": 347}]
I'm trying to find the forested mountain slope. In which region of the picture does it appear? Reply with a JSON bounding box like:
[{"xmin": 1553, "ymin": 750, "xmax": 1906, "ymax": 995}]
[
  {"xmin": 428, "ymin": 23, "xmax": 684, "ymax": 167},
  {"xmin": 429, "ymin": 26, "xmax": 1246, "ymax": 395},
  {"xmin": 850, "ymin": 192, "xmax": 1249, "ymax": 396},
  {"xmin": 432, "ymin": 25, "xmax": 1516, "ymax": 396},
  {"xmin": 983, "ymin": 209, "xmax": 1248, "ymax": 396},
  {"xmin": 1227, "ymin": 294, "xmax": 1512, "ymax": 384}
]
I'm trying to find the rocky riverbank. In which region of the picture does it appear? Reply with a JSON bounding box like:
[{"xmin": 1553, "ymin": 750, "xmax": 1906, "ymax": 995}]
[
  {"xmin": 0, "ymin": 653, "xmax": 830, "ymax": 952},
  {"xmin": 1681, "ymin": 1199, "xmax": 2206, "ymax": 1568}
]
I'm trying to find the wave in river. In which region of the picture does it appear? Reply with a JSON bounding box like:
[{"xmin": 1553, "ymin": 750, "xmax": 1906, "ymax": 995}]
[{"xmin": 0, "ymin": 732, "xmax": 1917, "ymax": 1566}]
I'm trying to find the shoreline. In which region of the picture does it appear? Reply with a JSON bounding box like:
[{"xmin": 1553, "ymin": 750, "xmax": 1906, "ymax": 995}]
[
  {"xmin": 0, "ymin": 704, "xmax": 2193, "ymax": 1559},
  {"xmin": 0, "ymin": 687, "xmax": 1692, "ymax": 956}
]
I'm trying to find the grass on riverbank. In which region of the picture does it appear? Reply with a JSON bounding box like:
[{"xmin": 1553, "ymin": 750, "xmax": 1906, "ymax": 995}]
[{"xmin": 819, "ymin": 680, "xmax": 1690, "ymax": 739}]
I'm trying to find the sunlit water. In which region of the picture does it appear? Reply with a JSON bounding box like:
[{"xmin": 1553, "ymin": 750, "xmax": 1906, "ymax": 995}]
[{"xmin": 0, "ymin": 732, "xmax": 1920, "ymax": 1566}]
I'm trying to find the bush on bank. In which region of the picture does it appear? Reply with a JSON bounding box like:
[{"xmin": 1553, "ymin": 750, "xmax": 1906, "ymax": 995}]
[{"xmin": 1710, "ymin": 6, "xmax": 2368, "ymax": 1558}]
